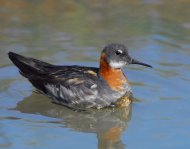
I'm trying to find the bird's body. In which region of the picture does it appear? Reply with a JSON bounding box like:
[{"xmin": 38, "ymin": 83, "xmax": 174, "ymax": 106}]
[{"xmin": 8, "ymin": 44, "xmax": 151, "ymax": 110}]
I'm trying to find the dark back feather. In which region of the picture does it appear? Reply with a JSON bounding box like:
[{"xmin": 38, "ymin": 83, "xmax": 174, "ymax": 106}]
[{"xmin": 8, "ymin": 52, "xmax": 52, "ymax": 78}]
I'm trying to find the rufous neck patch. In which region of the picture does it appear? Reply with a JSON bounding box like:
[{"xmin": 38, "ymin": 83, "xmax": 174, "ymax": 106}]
[{"xmin": 99, "ymin": 53, "xmax": 127, "ymax": 91}]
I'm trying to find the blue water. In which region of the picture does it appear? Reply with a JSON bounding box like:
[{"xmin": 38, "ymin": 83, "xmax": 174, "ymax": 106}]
[{"xmin": 0, "ymin": 1, "xmax": 190, "ymax": 149}]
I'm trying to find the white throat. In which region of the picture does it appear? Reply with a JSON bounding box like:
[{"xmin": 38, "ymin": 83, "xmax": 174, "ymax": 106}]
[{"xmin": 109, "ymin": 61, "xmax": 126, "ymax": 69}]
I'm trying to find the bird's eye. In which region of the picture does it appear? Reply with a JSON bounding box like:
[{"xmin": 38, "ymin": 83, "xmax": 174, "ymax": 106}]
[{"xmin": 115, "ymin": 49, "xmax": 123, "ymax": 55}]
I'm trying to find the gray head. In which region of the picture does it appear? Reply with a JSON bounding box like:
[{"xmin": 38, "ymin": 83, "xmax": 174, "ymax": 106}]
[{"xmin": 101, "ymin": 43, "xmax": 152, "ymax": 69}]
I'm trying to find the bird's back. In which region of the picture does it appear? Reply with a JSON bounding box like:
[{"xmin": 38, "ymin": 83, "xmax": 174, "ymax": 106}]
[{"xmin": 8, "ymin": 52, "xmax": 125, "ymax": 109}]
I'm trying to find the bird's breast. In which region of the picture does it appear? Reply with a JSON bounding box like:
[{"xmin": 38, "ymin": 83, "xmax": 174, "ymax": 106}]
[{"xmin": 99, "ymin": 53, "xmax": 130, "ymax": 91}]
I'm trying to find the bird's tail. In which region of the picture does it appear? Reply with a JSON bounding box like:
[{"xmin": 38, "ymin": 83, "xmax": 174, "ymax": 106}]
[{"xmin": 8, "ymin": 52, "xmax": 51, "ymax": 78}]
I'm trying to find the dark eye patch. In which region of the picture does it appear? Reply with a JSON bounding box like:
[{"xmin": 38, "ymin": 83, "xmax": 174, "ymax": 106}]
[{"xmin": 115, "ymin": 49, "xmax": 123, "ymax": 55}]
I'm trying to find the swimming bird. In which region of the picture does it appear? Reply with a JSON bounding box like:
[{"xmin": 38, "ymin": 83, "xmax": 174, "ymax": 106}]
[{"xmin": 8, "ymin": 43, "xmax": 152, "ymax": 110}]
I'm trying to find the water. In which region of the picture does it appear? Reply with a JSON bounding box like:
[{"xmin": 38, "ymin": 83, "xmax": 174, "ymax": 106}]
[{"xmin": 0, "ymin": 0, "xmax": 190, "ymax": 148}]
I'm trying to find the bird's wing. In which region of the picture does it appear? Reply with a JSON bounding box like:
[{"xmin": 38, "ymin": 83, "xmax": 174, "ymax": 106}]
[
  {"xmin": 9, "ymin": 52, "xmax": 108, "ymax": 109},
  {"xmin": 31, "ymin": 66, "xmax": 102, "ymax": 109}
]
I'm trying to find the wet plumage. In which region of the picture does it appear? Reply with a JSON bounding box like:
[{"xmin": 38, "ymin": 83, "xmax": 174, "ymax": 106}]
[{"xmin": 8, "ymin": 43, "xmax": 152, "ymax": 110}]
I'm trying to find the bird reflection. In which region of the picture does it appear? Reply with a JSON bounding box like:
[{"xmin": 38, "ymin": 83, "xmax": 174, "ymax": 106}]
[{"xmin": 16, "ymin": 93, "xmax": 132, "ymax": 149}]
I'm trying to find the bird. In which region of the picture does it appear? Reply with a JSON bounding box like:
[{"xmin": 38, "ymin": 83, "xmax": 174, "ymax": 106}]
[{"xmin": 8, "ymin": 43, "xmax": 152, "ymax": 110}]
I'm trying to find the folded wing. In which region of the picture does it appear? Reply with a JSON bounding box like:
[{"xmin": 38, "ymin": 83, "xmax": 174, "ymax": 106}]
[{"xmin": 8, "ymin": 52, "xmax": 105, "ymax": 109}]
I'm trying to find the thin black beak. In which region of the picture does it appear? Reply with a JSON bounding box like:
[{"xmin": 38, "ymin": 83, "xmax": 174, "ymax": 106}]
[{"xmin": 131, "ymin": 59, "xmax": 152, "ymax": 68}]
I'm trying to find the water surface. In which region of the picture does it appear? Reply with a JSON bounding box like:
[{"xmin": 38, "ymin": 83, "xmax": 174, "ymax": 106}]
[{"xmin": 0, "ymin": 0, "xmax": 190, "ymax": 149}]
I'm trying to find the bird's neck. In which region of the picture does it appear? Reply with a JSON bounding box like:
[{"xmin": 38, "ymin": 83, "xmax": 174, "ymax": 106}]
[{"xmin": 99, "ymin": 53, "xmax": 128, "ymax": 91}]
